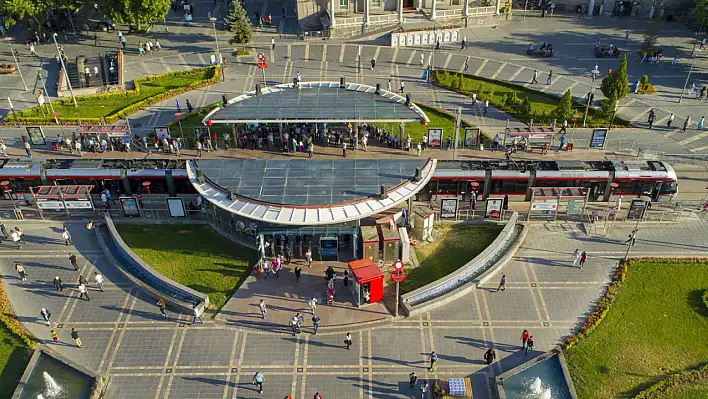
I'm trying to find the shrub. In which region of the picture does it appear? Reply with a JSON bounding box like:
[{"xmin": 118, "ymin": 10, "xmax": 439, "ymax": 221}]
[
  {"xmin": 640, "ymin": 75, "xmax": 649, "ymax": 85},
  {"xmin": 634, "ymin": 364, "xmax": 708, "ymax": 399},
  {"xmin": 235, "ymin": 49, "xmax": 251, "ymax": 57},
  {"xmin": 0, "ymin": 279, "xmax": 36, "ymax": 348},
  {"xmin": 702, "ymin": 289, "xmax": 708, "ymax": 312}
]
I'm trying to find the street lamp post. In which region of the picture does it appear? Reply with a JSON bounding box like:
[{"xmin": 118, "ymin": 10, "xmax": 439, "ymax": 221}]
[
  {"xmin": 583, "ymin": 70, "xmax": 599, "ymax": 127},
  {"xmin": 5, "ymin": 39, "xmax": 28, "ymax": 91},
  {"xmin": 209, "ymin": 17, "xmax": 225, "ymax": 82},
  {"xmin": 52, "ymin": 33, "xmax": 78, "ymax": 107},
  {"xmin": 453, "ymin": 106, "xmax": 461, "ymax": 160}
]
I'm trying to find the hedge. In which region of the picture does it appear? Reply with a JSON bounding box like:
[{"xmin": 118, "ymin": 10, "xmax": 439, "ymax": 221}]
[
  {"xmin": 0, "ymin": 277, "xmax": 36, "ymax": 348},
  {"xmin": 633, "ymin": 363, "xmax": 708, "ymax": 399},
  {"xmin": 4, "ymin": 66, "xmax": 222, "ymax": 126}
]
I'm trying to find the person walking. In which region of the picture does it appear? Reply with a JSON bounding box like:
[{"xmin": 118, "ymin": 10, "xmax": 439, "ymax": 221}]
[
  {"xmin": 484, "ymin": 347, "xmax": 497, "ymax": 364},
  {"xmin": 259, "ymin": 299, "xmax": 267, "ymax": 319},
  {"xmin": 11, "ymin": 229, "xmax": 22, "ymax": 249},
  {"xmin": 341, "ymin": 141, "xmax": 347, "ymax": 158},
  {"xmin": 271, "ymin": 37, "xmax": 276, "ymax": 50},
  {"xmin": 252, "ymin": 371, "xmax": 264, "ymax": 394},
  {"xmin": 78, "ymin": 283, "xmax": 90, "ymax": 301},
  {"xmin": 192, "ymin": 303, "xmax": 204, "ymax": 324},
  {"xmin": 314, "ymin": 393, "xmax": 323, "ymax": 399},
  {"xmin": 428, "ymin": 351, "xmax": 438, "ymax": 371},
  {"xmin": 94, "ymin": 272, "xmax": 105, "ymax": 291},
  {"xmin": 497, "ymin": 274, "xmax": 507, "ymax": 292},
  {"xmin": 484, "ymin": 100, "xmax": 489, "ymax": 113},
  {"xmin": 409, "ymin": 371, "xmax": 418, "ymax": 388},
  {"xmin": 50, "ymin": 329, "xmax": 59, "ymax": 343},
  {"xmin": 546, "ymin": 70, "xmax": 553, "ymax": 85},
  {"xmin": 305, "ymin": 248, "xmax": 312, "ymax": 267},
  {"xmin": 461, "ymin": 36, "xmax": 467, "ymax": 50},
  {"xmin": 289, "ymin": 315, "xmax": 299, "ymax": 335},
  {"xmin": 61, "ymin": 226, "xmax": 73, "ymax": 246},
  {"xmin": 464, "ymin": 56, "xmax": 469, "ymax": 71},
  {"xmin": 683, "ymin": 116, "xmax": 691, "ymax": 132},
  {"xmin": 53, "ymin": 276, "xmax": 63, "ymax": 291},
  {"xmin": 648, "ymin": 112, "xmax": 655, "ymax": 129},
  {"xmin": 572, "ymin": 249, "xmax": 580, "ymax": 267},
  {"xmin": 15, "ymin": 263, "xmax": 27, "ymax": 282},
  {"xmin": 294, "ymin": 266, "xmax": 302, "ymax": 282},
  {"xmin": 284, "ymin": 245, "xmax": 292, "ymax": 263},
  {"xmin": 698, "ymin": 116, "xmax": 705, "ymax": 130},
  {"xmin": 186, "ymin": 99, "xmax": 193, "ymax": 113},
  {"xmin": 196, "ymin": 139, "xmax": 203, "ymax": 157},
  {"xmin": 308, "ymin": 296, "xmax": 318, "ymax": 313},
  {"xmin": 668, "ymin": 113, "xmax": 675, "ymax": 128},
  {"xmin": 24, "ymin": 140, "xmax": 32, "ymax": 157},
  {"xmin": 531, "ymin": 70, "xmax": 538, "ymax": 84},
  {"xmin": 71, "ymin": 328, "xmax": 83, "ymax": 348},
  {"xmin": 399, "ymin": 80, "xmax": 405, "ymax": 93},
  {"xmin": 579, "ymin": 251, "xmax": 588, "ymax": 269},
  {"xmin": 421, "ymin": 380, "xmax": 429, "ymax": 399},
  {"xmin": 344, "ymin": 332, "xmax": 353, "ymax": 350},
  {"xmin": 41, "ymin": 308, "xmax": 52, "ymax": 325},
  {"xmin": 312, "ymin": 315, "xmax": 321, "ymax": 335},
  {"xmin": 370, "ymin": 58, "xmax": 376, "ymax": 70},
  {"xmin": 559, "ymin": 119, "xmax": 568, "ymax": 134},
  {"xmin": 156, "ymin": 298, "xmax": 168, "ymax": 317},
  {"xmin": 526, "ymin": 335, "xmax": 535, "ymax": 355},
  {"xmin": 262, "ymin": 259, "xmax": 270, "ymax": 280},
  {"xmin": 69, "ymin": 253, "xmax": 79, "ymax": 271},
  {"xmin": 420, "ymin": 53, "xmax": 425, "ymax": 66},
  {"xmin": 625, "ymin": 229, "xmax": 638, "ymax": 246},
  {"xmin": 521, "ymin": 329, "xmax": 530, "ymax": 348}
]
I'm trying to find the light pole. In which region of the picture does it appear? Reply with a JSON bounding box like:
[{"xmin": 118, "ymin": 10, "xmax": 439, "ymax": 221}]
[
  {"xmin": 583, "ymin": 70, "xmax": 599, "ymax": 127},
  {"xmin": 52, "ymin": 33, "xmax": 78, "ymax": 107},
  {"xmin": 453, "ymin": 106, "xmax": 461, "ymax": 160},
  {"xmin": 679, "ymin": 9, "xmax": 707, "ymax": 103},
  {"xmin": 523, "ymin": 0, "xmax": 528, "ymax": 20},
  {"xmin": 623, "ymin": 202, "xmax": 645, "ymax": 261},
  {"xmin": 209, "ymin": 17, "xmax": 225, "ymax": 82},
  {"xmin": 5, "ymin": 39, "xmax": 28, "ymax": 91}
]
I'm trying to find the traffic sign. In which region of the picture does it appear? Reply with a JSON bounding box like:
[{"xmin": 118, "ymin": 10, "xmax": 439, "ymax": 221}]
[
  {"xmin": 393, "ymin": 259, "xmax": 404, "ymax": 270},
  {"xmin": 257, "ymin": 52, "xmax": 266, "ymax": 61},
  {"xmin": 257, "ymin": 60, "xmax": 268, "ymax": 69}
]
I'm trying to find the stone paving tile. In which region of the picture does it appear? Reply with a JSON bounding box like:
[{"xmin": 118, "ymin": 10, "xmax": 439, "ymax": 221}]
[
  {"xmin": 427, "ymin": 293, "xmax": 481, "ymax": 321},
  {"xmin": 235, "ymin": 373, "xmax": 293, "ymax": 398},
  {"xmin": 176, "ymin": 328, "xmax": 238, "ymax": 367},
  {"xmin": 432, "ymin": 327, "xmax": 489, "ymax": 367},
  {"xmin": 129, "ymin": 290, "xmax": 189, "ymax": 324},
  {"xmin": 167, "ymin": 374, "xmax": 233, "ymax": 399},
  {"xmin": 111, "ymin": 329, "xmax": 176, "ymax": 368},
  {"xmin": 107, "ymin": 375, "xmax": 162, "ymax": 399},
  {"xmin": 52, "ymin": 329, "xmax": 115, "ymax": 372},
  {"xmin": 368, "ymin": 374, "xmax": 419, "ymax": 399},
  {"xmin": 307, "ymin": 374, "xmax": 363, "ymax": 399},
  {"xmin": 369, "ymin": 328, "xmax": 425, "ymax": 368},
  {"xmin": 67, "ymin": 289, "xmax": 131, "ymax": 324},
  {"xmin": 306, "ymin": 333, "xmax": 362, "ymax": 366},
  {"xmin": 241, "ymin": 333, "xmax": 297, "ymax": 366},
  {"xmin": 478, "ymin": 288, "xmax": 541, "ymax": 322},
  {"xmin": 539, "ymin": 287, "xmax": 601, "ymax": 322}
]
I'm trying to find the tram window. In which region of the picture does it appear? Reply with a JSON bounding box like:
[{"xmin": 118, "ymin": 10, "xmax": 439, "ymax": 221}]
[
  {"xmin": 615, "ymin": 180, "xmax": 640, "ymax": 195},
  {"xmin": 660, "ymin": 181, "xmax": 677, "ymax": 194},
  {"xmin": 535, "ymin": 179, "xmax": 569, "ymax": 188},
  {"xmin": 435, "ymin": 180, "xmax": 460, "ymax": 195},
  {"xmin": 129, "ymin": 179, "xmax": 168, "ymax": 194},
  {"xmin": 174, "ymin": 179, "xmax": 197, "ymax": 194},
  {"xmin": 491, "ymin": 180, "xmax": 528, "ymax": 194}
]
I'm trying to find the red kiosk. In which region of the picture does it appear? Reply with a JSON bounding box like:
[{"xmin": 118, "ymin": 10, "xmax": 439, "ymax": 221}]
[{"xmin": 348, "ymin": 259, "xmax": 384, "ymax": 307}]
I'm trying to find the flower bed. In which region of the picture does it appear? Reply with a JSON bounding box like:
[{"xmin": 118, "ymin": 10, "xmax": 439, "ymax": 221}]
[{"xmin": 0, "ymin": 63, "xmax": 17, "ymax": 74}]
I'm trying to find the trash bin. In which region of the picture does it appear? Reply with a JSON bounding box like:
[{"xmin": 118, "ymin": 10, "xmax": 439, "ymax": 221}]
[{"xmin": 567, "ymin": 143, "xmax": 574, "ymax": 151}]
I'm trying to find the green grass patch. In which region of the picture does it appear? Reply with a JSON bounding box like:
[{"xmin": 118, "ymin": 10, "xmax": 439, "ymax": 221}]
[
  {"xmin": 401, "ymin": 223, "xmax": 503, "ymax": 293},
  {"xmin": 9, "ymin": 67, "xmax": 220, "ymax": 125},
  {"xmin": 433, "ymin": 70, "xmax": 632, "ymax": 128},
  {"xmin": 565, "ymin": 259, "xmax": 708, "ymax": 399},
  {"xmin": 0, "ymin": 323, "xmax": 31, "ymax": 399},
  {"xmin": 661, "ymin": 379, "xmax": 708, "ymax": 399},
  {"xmin": 370, "ymin": 103, "xmax": 478, "ymax": 144},
  {"xmin": 114, "ymin": 224, "xmax": 257, "ymax": 312}
]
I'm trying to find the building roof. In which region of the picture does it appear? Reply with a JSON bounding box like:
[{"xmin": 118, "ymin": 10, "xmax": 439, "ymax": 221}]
[
  {"xmin": 202, "ymin": 81, "xmax": 430, "ymax": 124},
  {"xmin": 348, "ymin": 259, "xmax": 384, "ymax": 283},
  {"xmin": 187, "ymin": 158, "xmax": 437, "ymax": 226}
]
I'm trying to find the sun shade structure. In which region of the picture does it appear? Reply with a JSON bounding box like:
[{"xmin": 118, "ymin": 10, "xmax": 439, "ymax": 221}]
[
  {"xmin": 187, "ymin": 159, "xmax": 437, "ymax": 226},
  {"xmin": 202, "ymin": 81, "xmax": 430, "ymax": 124}
]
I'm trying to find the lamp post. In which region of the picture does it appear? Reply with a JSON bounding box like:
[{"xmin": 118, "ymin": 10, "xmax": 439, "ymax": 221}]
[
  {"xmin": 5, "ymin": 38, "xmax": 28, "ymax": 91},
  {"xmin": 209, "ymin": 17, "xmax": 225, "ymax": 82},
  {"xmin": 583, "ymin": 70, "xmax": 599, "ymax": 127},
  {"xmin": 623, "ymin": 202, "xmax": 646, "ymax": 261},
  {"xmin": 679, "ymin": 8, "xmax": 708, "ymax": 103},
  {"xmin": 604, "ymin": 182, "xmax": 619, "ymax": 233},
  {"xmin": 52, "ymin": 33, "xmax": 78, "ymax": 107},
  {"xmin": 453, "ymin": 106, "xmax": 461, "ymax": 160}
]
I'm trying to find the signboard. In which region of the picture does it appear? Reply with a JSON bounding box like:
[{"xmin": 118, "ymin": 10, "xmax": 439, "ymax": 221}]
[
  {"xmin": 428, "ymin": 128, "xmax": 442, "ymax": 147},
  {"xmin": 120, "ymin": 196, "xmax": 141, "ymax": 217},
  {"xmin": 166, "ymin": 197, "xmax": 186, "ymax": 218},
  {"xmin": 440, "ymin": 198, "xmax": 459, "ymax": 219},
  {"xmin": 464, "ymin": 127, "xmax": 480, "ymax": 147},
  {"xmin": 26, "ymin": 126, "xmax": 46, "ymax": 145},
  {"xmin": 154, "ymin": 127, "xmax": 170, "ymax": 139},
  {"xmin": 36, "ymin": 200, "xmax": 93, "ymax": 210},
  {"xmin": 627, "ymin": 199, "xmax": 647, "ymax": 220},
  {"xmin": 531, "ymin": 200, "xmax": 558, "ymax": 211},
  {"xmin": 567, "ymin": 200, "xmax": 584, "ymax": 216},
  {"xmin": 589, "ymin": 128, "xmax": 608, "ymax": 148},
  {"xmin": 319, "ymin": 237, "xmax": 338, "ymax": 261},
  {"xmin": 485, "ymin": 197, "xmax": 504, "ymax": 218}
]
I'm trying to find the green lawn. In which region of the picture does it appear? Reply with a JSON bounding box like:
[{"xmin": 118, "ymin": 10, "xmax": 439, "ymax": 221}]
[
  {"xmin": 401, "ymin": 223, "xmax": 503, "ymax": 293},
  {"xmin": 565, "ymin": 260, "xmax": 708, "ymax": 399},
  {"xmin": 370, "ymin": 103, "xmax": 475, "ymax": 143},
  {"xmin": 0, "ymin": 323, "xmax": 31, "ymax": 399},
  {"xmin": 115, "ymin": 224, "xmax": 257, "ymax": 312},
  {"xmin": 14, "ymin": 67, "xmax": 217, "ymax": 120},
  {"xmin": 662, "ymin": 380, "xmax": 708, "ymax": 399},
  {"xmin": 434, "ymin": 70, "xmax": 631, "ymax": 128}
]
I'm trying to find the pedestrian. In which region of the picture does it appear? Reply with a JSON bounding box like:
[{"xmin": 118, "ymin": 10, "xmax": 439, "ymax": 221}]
[
  {"xmin": 11, "ymin": 229, "xmax": 22, "ymax": 248},
  {"xmin": 0, "ymin": 140, "xmax": 7, "ymax": 157},
  {"xmin": 546, "ymin": 70, "xmax": 552, "ymax": 85},
  {"xmin": 409, "ymin": 371, "xmax": 418, "ymax": 388},
  {"xmin": 252, "ymin": 371, "xmax": 264, "ymax": 394},
  {"xmin": 370, "ymin": 58, "xmax": 376, "ymax": 70},
  {"xmin": 342, "ymin": 141, "xmax": 347, "ymax": 158},
  {"xmin": 683, "ymin": 116, "xmax": 691, "ymax": 132},
  {"xmin": 271, "ymin": 37, "xmax": 276, "ymax": 50},
  {"xmin": 343, "ymin": 270, "xmax": 349, "ymax": 287},
  {"xmin": 285, "ymin": 245, "xmax": 292, "ymax": 263},
  {"xmin": 289, "ymin": 315, "xmax": 298, "ymax": 335},
  {"xmin": 262, "ymin": 259, "xmax": 270, "ymax": 280},
  {"xmin": 698, "ymin": 116, "xmax": 705, "ymax": 130},
  {"xmin": 416, "ymin": 142, "xmax": 422, "ymax": 156},
  {"xmin": 399, "ymin": 80, "xmax": 405, "ymax": 93},
  {"xmin": 531, "ymin": 70, "xmax": 538, "ymax": 84},
  {"xmin": 387, "ymin": 79, "xmax": 392, "ymax": 92},
  {"xmin": 79, "ymin": 274, "xmax": 88, "ymax": 287},
  {"xmin": 86, "ymin": 219, "xmax": 94, "ymax": 231},
  {"xmin": 579, "ymin": 251, "xmax": 587, "ymax": 269},
  {"xmin": 71, "ymin": 328, "xmax": 83, "ymax": 347},
  {"xmin": 78, "ymin": 283, "xmax": 90, "ymax": 301},
  {"xmin": 176, "ymin": 99, "xmax": 181, "ymax": 113},
  {"xmin": 94, "ymin": 272, "xmax": 105, "ymax": 291},
  {"xmin": 559, "ymin": 119, "xmax": 568, "ymax": 134},
  {"xmin": 484, "ymin": 347, "xmax": 497, "ymax": 364},
  {"xmin": 308, "ymin": 296, "xmax": 318, "ymax": 313},
  {"xmin": 155, "ymin": 39, "xmax": 161, "ymax": 51},
  {"xmin": 668, "ymin": 113, "xmax": 674, "ymax": 127},
  {"xmin": 305, "ymin": 248, "xmax": 312, "ymax": 267},
  {"xmin": 53, "ymin": 276, "xmax": 63, "ymax": 291},
  {"xmin": 625, "ymin": 229, "xmax": 637, "ymax": 246},
  {"xmin": 259, "ymin": 299, "xmax": 267, "ymax": 319},
  {"xmin": 701, "ymin": 37, "xmax": 706, "ymax": 51},
  {"xmin": 24, "ymin": 140, "xmax": 32, "ymax": 157},
  {"xmin": 156, "ymin": 298, "xmax": 168, "ymax": 317},
  {"xmin": 294, "ymin": 266, "xmax": 302, "ymax": 282},
  {"xmin": 526, "ymin": 335, "xmax": 535, "ymax": 355},
  {"xmin": 428, "ymin": 351, "xmax": 438, "ymax": 370},
  {"xmin": 15, "ymin": 263, "xmax": 27, "ymax": 282},
  {"xmin": 689, "ymin": 82, "xmax": 697, "ymax": 95},
  {"xmin": 484, "ymin": 100, "xmax": 489, "ymax": 113},
  {"xmin": 464, "ymin": 56, "xmax": 469, "ymax": 71},
  {"xmin": 471, "ymin": 92, "xmax": 477, "ymax": 106},
  {"xmin": 50, "ymin": 329, "xmax": 59, "ymax": 343},
  {"xmin": 314, "ymin": 393, "xmax": 323, "ymax": 399},
  {"xmin": 572, "ymin": 249, "xmax": 580, "ymax": 267},
  {"xmin": 497, "ymin": 274, "xmax": 507, "ymax": 292},
  {"xmin": 61, "ymin": 226, "xmax": 73, "ymax": 246},
  {"xmin": 648, "ymin": 113, "xmax": 655, "ymax": 129},
  {"xmin": 69, "ymin": 253, "xmax": 79, "ymax": 271},
  {"xmin": 344, "ymin": 332, "xmax": 352, "ymax": 350},
  {"xmin": 41, "ymin": 308, "xmax": 52, "ymax": 325},
  {"xmin": 421, "ymin": 380, "xmax": 429, "ymax": 399},
  {"xmin": 192, "ymin": 304, "xmax": 204, "ymax": 324},
  {"xmin": 186, "ymin": 99, "xmax": 193, "ymax": 113},
  {"xmin": 312, "ymin": 315, "xmax": 321, "ymax": 334},
  {"xmin": 120, "ymin": 35, "xmax": 126, "ymax": 50},
  {"xmin": 624, "ymin": 29, "xmax": 629, "ymax": 42},
  {"xmin": 521, "ymin": 329, "xmax": 530, "ymax": 348},
  {"xmin": 29, "ymin": 43, "xmax": 37, "ymax": 56}
]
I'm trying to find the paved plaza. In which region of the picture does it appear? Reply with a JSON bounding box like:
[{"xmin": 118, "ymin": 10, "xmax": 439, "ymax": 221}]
[{"xmin": 2, "ymin": 218, "xmax": 707, "ymax": 398}]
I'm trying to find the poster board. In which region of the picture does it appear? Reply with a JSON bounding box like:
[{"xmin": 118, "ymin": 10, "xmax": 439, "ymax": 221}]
[
  {"xmin": 567, "ymin": 200, "xmax": 584, "ymax": 216},
  {"xmin": 464, "ymin": 128, "xmax": 480, "ymax": 147},
  {"xmin": 589, "ymin": 128, "xmax": 608, "ymax": 148},
  {"xmin": 154, "ymin": 127, "xmax": 170, "ymax": 139},
  {"xmin": 485, "ymin": 197, "xmax": 503, "ymax": 219},
  {"xmin": 440, "ymin": 198, "xmax": 459, "ymax": 219},
  {"xmin": 166, "ymin": 197, "xmax": 186, "ymax": 217},
  {"xmin": 530, "ymin": 200, "xmax": 558, "ymax": 211},
  {"xmin": 627, "ymin": 200, "xmax": 647, "ymax": 220},
  {"xmin": 428, "ymin": 128, "xmax": 442, "ymax": 147},
  {"xmin": 26, "ymin": 126, "xmax": 46, "ymax": 145},
  {"xmin": 120, "ymin": 196, "xmax": 141, "ymax": 217}
]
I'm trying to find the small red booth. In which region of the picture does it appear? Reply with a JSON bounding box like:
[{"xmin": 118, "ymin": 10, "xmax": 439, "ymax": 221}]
[{"xmin": 348, "ymin": 259, "xmax": 384, "ymax": 307}]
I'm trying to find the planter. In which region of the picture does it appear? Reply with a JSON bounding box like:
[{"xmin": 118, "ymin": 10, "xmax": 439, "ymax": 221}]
[
  {"xmin": 391, "ymin": 26, "xmax": 460, "ymax": 47},
  {"xmin": 0, "ymin": 65, "xmax": 17, "ymax": 74}
]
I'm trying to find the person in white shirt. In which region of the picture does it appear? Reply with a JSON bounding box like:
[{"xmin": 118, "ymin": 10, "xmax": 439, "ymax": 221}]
[
  {"xmin": 78, "ymin": 283, "xmax": 90, "ymax": 301},
  {"xmin": 94, "ymin": 272, "xmax": 105, "ymax": 291},
  {"xmin": 308, "ymin": 297, "xmax": 318, "ymax": 313}
]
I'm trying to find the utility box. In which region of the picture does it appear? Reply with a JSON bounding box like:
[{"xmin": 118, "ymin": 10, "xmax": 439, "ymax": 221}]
[
  {"xmin": 379, "ymin": 224, "xmax": 401, "ymax": 262},
  {"xmin": 360, "ymin": 226, "xmax": 380, "ymax": 263},
  {"xmin": 412, "ymin": 206, "xmax": 435, "ymax": 241},
  {"xmin": 398, "ymin": 227, "xmax": 410, "ymax": 263}
]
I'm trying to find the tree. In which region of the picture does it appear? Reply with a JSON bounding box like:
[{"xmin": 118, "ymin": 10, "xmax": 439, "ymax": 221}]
[
  {"xmin": 640, "ymin": 20, "xmax": 662, "ymax": 56},
  {"xmin": 696, "ymin": 0, "xmax": 708, "ymax": 29},
  {"xmin": 600, "ymin": 54, "xmax": 630, "ymax": 105},
  {"xmin": 520, "ymin": 97, "xmax": 532, "ymax": 119},
  {"xmin": 554, "ymin": 89, "xmax": 573, "ymax": 121},
  {"xmin": 226, "ymin": 0, "xmax": 252, "ymax": 47},
  {"xmin": 99, "ymin": 0, "xmax": 170, "ymax": 30},
  {"xmin": 0, "ymin": 0, "xmax": 58, "ymax": 31}
]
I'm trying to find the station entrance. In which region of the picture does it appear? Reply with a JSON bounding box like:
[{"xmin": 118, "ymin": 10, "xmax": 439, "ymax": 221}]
[{"xmin": 258, "ymin": 226, "xmax": 359, "ymax": 263}]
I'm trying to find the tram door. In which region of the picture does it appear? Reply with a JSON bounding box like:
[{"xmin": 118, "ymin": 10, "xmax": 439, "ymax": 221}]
[
  {"xmin": 588, "ymin": 182, "xmax": 605, "ymax": 202},
  {"xmin": 651, "ymin": 182, "xmax": 662, "ymax": 202}
]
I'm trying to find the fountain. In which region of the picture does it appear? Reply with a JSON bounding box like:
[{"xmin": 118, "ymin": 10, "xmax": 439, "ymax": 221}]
[
  {"xmin": 37, "ymin": 395, "xmax": 45, "ymax": 399},
  {"xmin": 42, "ymin": 371, "xmax": 63, "ymax": 398},
  {"xmin": 496, "ymin": 350, "xmax": 577, "ymax": 399}
]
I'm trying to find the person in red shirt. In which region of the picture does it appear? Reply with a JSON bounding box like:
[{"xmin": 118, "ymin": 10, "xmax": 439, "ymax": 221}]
[
  {"xmin": 211, "ymin": 132, "xmax": 218, "ymax": 150},
  {"xmin": 579, "ymin": 251, "xmax": 588, "ymax": 269},
  {"xmin": 521, "ymin": 329, "xmax": 530, "ymax": 349},
  {"xmin": 314, "ymin": 393, "xmax": 323, "ymax": 399}
]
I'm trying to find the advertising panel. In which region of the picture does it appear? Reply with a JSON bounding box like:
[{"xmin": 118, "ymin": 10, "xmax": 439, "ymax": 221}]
[
  {"xmin": 440, "ymin": 198, "xmax": 459, "ymax": 219},
  {"xmin": 464, "ymin": 127, "xmax": 480, "ymax": 147},
  {"xmin": 428, "ymin": 128, "xmax": 442, "ymax": 147},
  {"xmin": 120, "ymin": 196, "xmax": 141, "ymax": 217},
  {"xmin": 485, "ymin": 197, "xmax": 503, "ymax": 218}
]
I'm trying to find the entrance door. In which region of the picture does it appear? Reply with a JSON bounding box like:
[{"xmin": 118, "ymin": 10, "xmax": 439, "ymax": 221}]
[{"xmin": 651, "ymin": 182, "xmax": 662, "ymax": 202}]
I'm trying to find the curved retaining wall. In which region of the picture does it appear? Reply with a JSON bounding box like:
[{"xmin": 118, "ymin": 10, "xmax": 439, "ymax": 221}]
[
  {"xmin": 401, "ymin": 212, "xmax": 526, "ymax": 316},
  {"xmin": 96, "ymin": 215, "xmax": 209, "ymax": 312}
]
